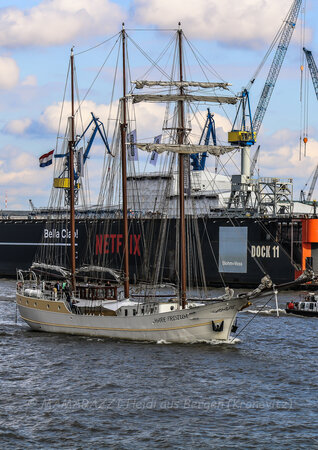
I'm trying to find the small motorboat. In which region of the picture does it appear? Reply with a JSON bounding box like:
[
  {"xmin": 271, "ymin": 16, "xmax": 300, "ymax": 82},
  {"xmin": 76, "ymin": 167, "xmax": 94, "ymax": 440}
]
[{"xmin": 285, "ymin": 293, "xmax": 318, "ymax": 317}]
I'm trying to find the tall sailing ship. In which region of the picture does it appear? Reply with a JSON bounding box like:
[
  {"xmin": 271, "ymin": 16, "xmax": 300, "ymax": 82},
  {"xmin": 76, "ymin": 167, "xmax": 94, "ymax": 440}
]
[{"xmin": 17, "ymin": 24, "xmax": 313, "ymax": 343}]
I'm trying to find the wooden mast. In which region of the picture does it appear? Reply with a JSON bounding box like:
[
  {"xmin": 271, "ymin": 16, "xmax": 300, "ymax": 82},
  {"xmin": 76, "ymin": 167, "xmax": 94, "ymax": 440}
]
[
  {"xmin": 69, "ymin": 48, "xmax": 76, "ymax": 291},
  {"xmin": 120, "ymin": 24, "xmax": 130, "ymax": 299},
  {"xmin": 177, "ymin": 25, "xmax": 187, "ymax": 309}
]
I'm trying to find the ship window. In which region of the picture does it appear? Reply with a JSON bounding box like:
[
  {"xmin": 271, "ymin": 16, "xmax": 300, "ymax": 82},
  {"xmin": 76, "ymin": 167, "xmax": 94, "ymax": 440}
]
[
  {"xmin": 141, "ymin": 308, "xmax": 144, "ymax": 314},
  {"xmin": 133, "ymin": 309, "xmax": 136, "ymax": 316},
  {"xmin": 170, "ymin": 306, "xmax": 174, "ymax": 310},
  {"xmin": 150, "ymin": 307, "xmax": 154, "ymax": 313},
  {"xmin": 301, "ymin": 303, "xmax": 305, "ymax": 309},
  {"xmin": 125, "ymin": 309, "xmax": 128, "ymax": 316},
  {"xmin": 310, "ymin": 303, "xmax": 314, "ymax": 310}
]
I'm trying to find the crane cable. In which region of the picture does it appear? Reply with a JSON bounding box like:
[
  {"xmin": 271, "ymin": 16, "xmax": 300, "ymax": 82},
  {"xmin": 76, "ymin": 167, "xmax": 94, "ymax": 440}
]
[{"xmin": 299, "ymin": 0, "xmax": 308, "ymax": 160}]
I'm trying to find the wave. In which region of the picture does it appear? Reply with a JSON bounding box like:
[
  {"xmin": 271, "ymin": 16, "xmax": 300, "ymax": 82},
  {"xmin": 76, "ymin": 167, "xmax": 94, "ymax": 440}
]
[
  {"xmin": 242, "ymin": 308, "xmax": 286, "ymax": 316},
  {"xmin": 157, "ymin": 337, "xmax": 241, "ymax": 345}
]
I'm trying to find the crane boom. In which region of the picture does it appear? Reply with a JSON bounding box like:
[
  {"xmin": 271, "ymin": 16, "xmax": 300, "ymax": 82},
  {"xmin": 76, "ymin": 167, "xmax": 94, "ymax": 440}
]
[
  {"xmin": 303, "ymin": 47, "xmax": 318, "ymax": 101},
  {"xmin": 190, "ymin": 108, "xmax": 216, "ymax": 171},
  {"xmin": 302, "ymin": 48, "xmax": 318, "ymax": 202},
  {"xmin": 252, "ymin": 0, "xmax": 302, "ymax": 136},
  {"xmin": 53, "ymin": 112, "xmax": 111, "ymax": 200},
  {"xmin": 250, "ymin": 145, "xmax": 260, "ymax": 177},
  {"xmin": 307, "ymin": 164, "xmax": 318, "ymax": 202}
]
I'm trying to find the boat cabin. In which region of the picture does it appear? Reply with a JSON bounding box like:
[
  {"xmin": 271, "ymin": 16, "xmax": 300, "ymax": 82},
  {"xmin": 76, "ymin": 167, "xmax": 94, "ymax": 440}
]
[
  {"xmin": 286, "ymin": 292, "xmax": 318, "ymax": 315},
  {"xmin": 117, "ymin": 301, "xmax": 179, "ymax": 317}
]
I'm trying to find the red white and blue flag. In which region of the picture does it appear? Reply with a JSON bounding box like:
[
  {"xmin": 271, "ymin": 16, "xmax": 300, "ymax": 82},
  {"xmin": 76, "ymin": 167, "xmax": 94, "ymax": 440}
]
[{"xmin": 39, "ymin": 150, "xmax": 54, "ymax": 167}]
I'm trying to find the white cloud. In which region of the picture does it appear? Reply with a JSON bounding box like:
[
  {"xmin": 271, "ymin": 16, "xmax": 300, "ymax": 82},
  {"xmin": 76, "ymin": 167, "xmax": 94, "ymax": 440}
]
[
  {"xmin": 0, "ymin": 168, "xmax": 47, "ymax": 189},
  {"xmin": 133, "ymin": 102, "xmax": 167, "ymax": 138},
  {"xmin": 39, "ymin": 100, "xmax": 110, "ymax": 133},
  {"xmin": 0, "ymin": 153, "xmax": 48, "ymax": 186},
  {"xmin": 257, "ymin": 129, "xmax": 318, "ymax": 185},
  {"xmin": 5, "ymin": 118, "xmax": 32, "ymax": 135},
  {"xmin": 0, "ymin": 146, "xmax": 54, "ymax": 208},
  {"xmin": 40, "ymin": 99, "xmax": 167, "ymax": 139},
  {"xmin": 0, "ymin": 56, "xmax": 19, "ymax": 89},
  {"xmin": 0, "ymin": 0, "xmax": 125, "ymax": 48},
  {"xmin": 134, "ymin": 0, "xmax": 307, "ymax": 48},
  {"xmin": 22, "ymin": 75, "xmax": 37, "ymax": 86}
]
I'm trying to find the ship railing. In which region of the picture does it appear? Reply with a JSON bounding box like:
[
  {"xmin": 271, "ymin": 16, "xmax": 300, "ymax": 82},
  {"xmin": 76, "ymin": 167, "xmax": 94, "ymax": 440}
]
[
  {"xmin": 256, "ymin": 177, "xmax": 293, "ymax": 184},
  {"xmin": 17, "ymin": 269, "xmax": 38, "ymax": 295}
]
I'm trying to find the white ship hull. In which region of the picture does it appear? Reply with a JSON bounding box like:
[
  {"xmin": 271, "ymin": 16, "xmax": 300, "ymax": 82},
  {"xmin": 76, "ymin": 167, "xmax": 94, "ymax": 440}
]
[{"xmin": 16, "ymin": 293, "xmax": 247, "ymax": 343}]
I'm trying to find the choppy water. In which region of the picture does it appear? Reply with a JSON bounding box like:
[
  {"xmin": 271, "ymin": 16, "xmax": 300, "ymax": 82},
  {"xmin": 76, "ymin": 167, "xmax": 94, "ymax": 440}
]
[{"xmin": 1, "ymin": 279, "xmax": 318, "ymax": 449}]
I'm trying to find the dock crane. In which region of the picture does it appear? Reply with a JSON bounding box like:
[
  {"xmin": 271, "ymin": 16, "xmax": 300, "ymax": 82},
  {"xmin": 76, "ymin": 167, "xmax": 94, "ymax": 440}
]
[
  {"xmin": 306, "ymin": 165, "xmax": 318, "ymax": 201},
  {"xmin": 190, "ymin": 108, "xmax": 216, "ymax": 171},
  {"xmin": 303, "ymin": 47, "xmax": 318, "ymax": 101},
  {"xmin": 300, "ymin": 164, "xmax": 318, "ymax": 202},
  {"xmin": 228, "ymin": 0, "xmax": 302, "ymax": 148},
  {"xmin": 227, "ymin": 0, "xmax": 301, "ymax": 211},
  {"xmin": 53, "ymin": 112, "xmax": 111, "ymax": 204},
  {"xmin": 28, "ymin": 199, "xmax": 35, "ymax": 211}
]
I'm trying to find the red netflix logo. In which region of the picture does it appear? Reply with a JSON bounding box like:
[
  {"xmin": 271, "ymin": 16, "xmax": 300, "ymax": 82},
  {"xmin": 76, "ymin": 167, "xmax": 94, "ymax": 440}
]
[{"xmin": 95, "ymin": 234, "xmax": 141, "ymax": 256}]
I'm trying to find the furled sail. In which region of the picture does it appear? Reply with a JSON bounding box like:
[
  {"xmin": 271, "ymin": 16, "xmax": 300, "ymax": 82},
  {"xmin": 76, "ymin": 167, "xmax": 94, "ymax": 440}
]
[
  {"xmin": 75, "ymin": 266, "xmax": 122, "ymax": 282},
  {"xmin": 136, "ymin": 143, "xmax": 238, "ymax": 156},
  {"xmin": 31, "ymin": 263, "xmax": 71, "ymax": 278},
  {"xmin": 131, "ymin": 94, "xmax": 238, "ymax": 105},
  {"xmin": 132, "ymin": 80, "xmax": 231, "ymax": 90}
]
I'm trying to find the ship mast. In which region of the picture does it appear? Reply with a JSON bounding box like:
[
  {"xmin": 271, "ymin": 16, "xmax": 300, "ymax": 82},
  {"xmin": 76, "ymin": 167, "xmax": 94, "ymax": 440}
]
[
  {"xmin": 120, "ymin": 24, "xmax": 130, "ymax": 299},
  {"xmin": 69, "ymin": 48, "xmax": 76, "ymax": 290},
  {"xmin": 177, "ymin": 25, "xmax": 187, "ymax": 309}
]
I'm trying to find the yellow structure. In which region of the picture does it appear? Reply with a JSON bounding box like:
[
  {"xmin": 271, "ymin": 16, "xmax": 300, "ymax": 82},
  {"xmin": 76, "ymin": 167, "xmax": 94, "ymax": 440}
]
[
  {"xmin": 53, "ymin": 178, "xmax": 80, "ymax": 189},
  {"xmin": 228, "ymin": 130, "xmax": 257, "ymax": 145}
]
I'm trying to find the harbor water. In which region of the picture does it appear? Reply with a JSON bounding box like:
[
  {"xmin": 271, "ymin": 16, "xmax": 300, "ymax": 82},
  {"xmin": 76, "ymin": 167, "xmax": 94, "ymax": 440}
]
[{"xmin": 1, "ymin": 278, "xmax": 318, "ymax": 449}]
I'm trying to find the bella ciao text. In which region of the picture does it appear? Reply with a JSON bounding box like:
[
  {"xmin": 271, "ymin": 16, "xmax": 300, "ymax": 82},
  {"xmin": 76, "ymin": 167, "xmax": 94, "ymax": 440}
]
[
  {"xmin": 95, "ymin": 234, "xmax": 141, "ymax": 256},
  {"xmin": 44, "ymin": 228, "xmax": 79, "ymax": 239}
]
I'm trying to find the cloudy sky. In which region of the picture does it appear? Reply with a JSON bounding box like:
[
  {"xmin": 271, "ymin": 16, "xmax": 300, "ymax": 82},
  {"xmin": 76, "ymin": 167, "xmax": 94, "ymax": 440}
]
[{"xmin": 0, "ymin": 0, "xmax": 317, "ymax": 209}]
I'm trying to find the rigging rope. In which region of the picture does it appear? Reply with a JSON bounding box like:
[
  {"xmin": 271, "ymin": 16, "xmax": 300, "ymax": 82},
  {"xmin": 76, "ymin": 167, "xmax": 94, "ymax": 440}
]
[
  {"xmin": 75, "ymin": 35, "xmax": 121, "ymax": 115},
  {"xmin": 74, "ymin": 33, "xmax": 120, "ymax": 56},
  {"xmin": 230, "ymin": 293, "xmax": 275, "ymax": 342}
]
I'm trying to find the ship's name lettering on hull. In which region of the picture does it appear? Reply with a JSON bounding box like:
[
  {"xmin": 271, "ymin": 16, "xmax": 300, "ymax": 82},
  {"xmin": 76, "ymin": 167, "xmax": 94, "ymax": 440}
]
[
  {"xmin": 95, "ymin": 234, "xmax": 141, "ymax": 256},
  {"xmin": 44, "ymin": 228, "xmax": 79, "ymax": 239},
  {"xmin": 251, "ymin": 245, "xmax": 280, "ymax": 258},
  {"xmin": 153, "ymin": 313, "xmax": 189, "ymax": 324}
]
